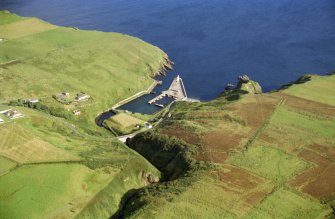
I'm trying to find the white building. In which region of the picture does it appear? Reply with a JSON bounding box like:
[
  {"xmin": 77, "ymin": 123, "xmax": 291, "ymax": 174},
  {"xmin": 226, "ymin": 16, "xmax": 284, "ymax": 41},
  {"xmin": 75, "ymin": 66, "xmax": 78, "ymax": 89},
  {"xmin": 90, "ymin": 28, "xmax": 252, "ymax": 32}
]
[
  {"xmin": 25, "ymin": 98, "xmax": 39, "ymax": 104},
  {"xmin": 5, "ymin": 110, "xmax": 24, "ymax": 119},
  {"xmin": 75, "ymin": 93, "xmax": 90, "ymax": 102},
  {"xmin": 144, "ymin": 122, "xmax": 153, "ymax": 129}
]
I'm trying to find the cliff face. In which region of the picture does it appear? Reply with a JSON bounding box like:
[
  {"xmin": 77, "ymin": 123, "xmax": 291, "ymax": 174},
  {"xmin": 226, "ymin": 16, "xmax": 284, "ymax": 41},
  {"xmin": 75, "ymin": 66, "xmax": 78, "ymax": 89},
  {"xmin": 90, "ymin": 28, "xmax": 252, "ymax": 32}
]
[
  {"xmin": 237, "ymin": 80, "xmax": 262, "ymax": 94},
  {"xmin": 128, "ymin": 131, "xmax": 198, "ymax": 181}
]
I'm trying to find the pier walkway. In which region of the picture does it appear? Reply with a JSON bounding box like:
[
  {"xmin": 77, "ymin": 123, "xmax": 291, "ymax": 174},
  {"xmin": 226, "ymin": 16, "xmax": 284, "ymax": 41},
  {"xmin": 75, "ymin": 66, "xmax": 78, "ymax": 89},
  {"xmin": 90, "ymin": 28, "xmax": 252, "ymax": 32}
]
[{"xmin": 149, "ymin": 75, "xmax": 187, "ymax": 104}]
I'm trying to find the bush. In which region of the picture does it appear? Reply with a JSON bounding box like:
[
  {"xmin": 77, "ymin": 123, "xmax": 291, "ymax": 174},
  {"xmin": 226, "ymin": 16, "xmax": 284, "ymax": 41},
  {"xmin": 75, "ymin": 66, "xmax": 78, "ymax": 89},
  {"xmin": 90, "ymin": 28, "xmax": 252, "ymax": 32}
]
[{"xmin": 8, "ymin": 99, "xmax": 73, "ymax": 120}]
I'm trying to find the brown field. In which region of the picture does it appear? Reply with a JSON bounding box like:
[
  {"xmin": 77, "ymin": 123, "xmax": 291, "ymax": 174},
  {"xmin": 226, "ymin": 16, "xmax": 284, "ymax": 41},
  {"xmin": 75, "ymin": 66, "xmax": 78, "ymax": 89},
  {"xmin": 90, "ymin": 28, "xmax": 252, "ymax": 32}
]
[
  {"xmin": 308, "ymin": 144, "xmax": 335, "ymax": 160},
  {"xmin": 161, "ymin": 126, "xmax": 201, "ymax": 145},
  {"xmin": 230, "ymin": 94, "xmax": 279, "ymax": 128},
  {"xmin": 216, "ymin": 165, "xmax": 274, "ymax": 216},
  {"xmin": 290, "ymin": 148, "xmax": 335, "ymax": 199},
  {"xmin": 195, "ymin": 151, "xmax": 228, "ymax": 164},
  {"xmin": 0, "ymin": 124, "xmax": 78, "ymax": 163},
  {"xmin": 273, "ymin": 92, "xmax": 335, "ymax": 117},
  {"xmin": 201, "ymin": 131, "xmax": 243, "ymax": 151},
  {"xmin": 0, "ymin": 18, "xmax": 56, "ymax": 39}
]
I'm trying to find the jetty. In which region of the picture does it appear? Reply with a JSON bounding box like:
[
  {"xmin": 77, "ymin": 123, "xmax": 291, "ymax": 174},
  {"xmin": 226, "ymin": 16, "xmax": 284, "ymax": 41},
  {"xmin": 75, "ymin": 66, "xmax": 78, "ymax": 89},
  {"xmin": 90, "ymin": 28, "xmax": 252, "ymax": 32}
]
[{"xmin": 149, "ymin": 75, "xmax": 187, "ymax": 104}]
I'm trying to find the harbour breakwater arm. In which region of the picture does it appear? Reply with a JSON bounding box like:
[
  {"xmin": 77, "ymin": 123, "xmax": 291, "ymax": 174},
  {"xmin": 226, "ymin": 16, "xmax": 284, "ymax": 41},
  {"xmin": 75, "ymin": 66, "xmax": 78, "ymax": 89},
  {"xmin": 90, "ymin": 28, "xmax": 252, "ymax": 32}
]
[{"xmin": 111, "ymin": 80, "xmax": 160, "ymax": 110}]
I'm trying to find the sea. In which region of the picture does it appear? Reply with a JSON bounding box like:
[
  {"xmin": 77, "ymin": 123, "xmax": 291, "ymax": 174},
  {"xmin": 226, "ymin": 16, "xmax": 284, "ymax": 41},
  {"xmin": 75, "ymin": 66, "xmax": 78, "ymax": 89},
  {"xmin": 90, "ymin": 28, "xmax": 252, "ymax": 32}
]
[{"xmin": 1, "ymin": 0, "xmax": 335, "ymax": 113}]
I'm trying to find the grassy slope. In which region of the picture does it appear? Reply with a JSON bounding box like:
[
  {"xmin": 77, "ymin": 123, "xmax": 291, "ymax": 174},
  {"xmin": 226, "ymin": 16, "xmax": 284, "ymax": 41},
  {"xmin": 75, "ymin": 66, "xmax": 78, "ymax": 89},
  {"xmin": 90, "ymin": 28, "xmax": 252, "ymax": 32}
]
[
  {"xmin": 0, "ymin": 12, "xmax": 163, "ymax": 218},
  {"xmin": 0, "ymin": 11, "xmax": 26, "ymax": 25},
  {"xmin": 118, "ymin": 75, "xmax": 335, "ymax": 218},
  {"xmin": 0, "ymin": 11, "xmax": 169, "ymax": 136}
]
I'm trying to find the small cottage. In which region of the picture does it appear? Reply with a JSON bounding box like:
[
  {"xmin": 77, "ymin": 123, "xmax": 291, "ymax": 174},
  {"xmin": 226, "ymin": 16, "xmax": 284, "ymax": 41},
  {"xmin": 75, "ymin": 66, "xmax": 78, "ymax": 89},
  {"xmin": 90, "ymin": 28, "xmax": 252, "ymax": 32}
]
[{"xmin": 75, "ymin": 93, "xmax": 90, "ymax": 102}]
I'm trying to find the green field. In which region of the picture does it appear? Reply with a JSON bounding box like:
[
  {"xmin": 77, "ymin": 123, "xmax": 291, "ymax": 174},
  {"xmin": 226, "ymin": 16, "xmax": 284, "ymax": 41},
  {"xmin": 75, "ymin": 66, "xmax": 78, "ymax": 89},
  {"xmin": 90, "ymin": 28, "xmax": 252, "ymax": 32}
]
[
  {"xmin": 0, "ymin": 11, "xmax": 25, "ymax": 25},
  {"xmin": 0, "ymin": 11, "xmax": 162, "ymax": 219},
  {"xmin": 0, "ymin": 164, "xmax": 111, "ymax": 218},
  {"xmin": 1, "ymin": 11, "xmax": 335, "ymax": 219},
  {"xmin": 0, "ymin": 156, "xmax": 16, "ymax": 176},
  {"xmin": 228, "ymin": 144, "xmax": 310, "ymax": 184},
  {"xmin": 284, "ymin": 75, "xmax": 335, "ymax": 106},
  {"xmin": 0, "ymin": 10, "xmax": 170, "ymax": 137},
  {"xmin": 0, "ymin": 106, "xmax": 160, "ymax": 218},
  {"xmin": 115, "ymin": 75, "xmax": 335, "ymax": 218},
  {"xmin": 246, "ymin": 188, "xmax": 330, "ymax": 219}
]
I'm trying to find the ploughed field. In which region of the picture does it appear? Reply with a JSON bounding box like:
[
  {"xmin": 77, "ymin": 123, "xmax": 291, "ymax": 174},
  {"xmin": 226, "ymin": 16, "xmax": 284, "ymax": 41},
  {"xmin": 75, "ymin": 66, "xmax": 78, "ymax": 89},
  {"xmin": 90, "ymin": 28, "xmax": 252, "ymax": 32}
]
[
  {"xmin": 120, "ymin": 74, "xmax": 335, "ymax": 218},
  {"xmin": 0, "ymin": 11, "xmax": 165, "ymax": 218}
]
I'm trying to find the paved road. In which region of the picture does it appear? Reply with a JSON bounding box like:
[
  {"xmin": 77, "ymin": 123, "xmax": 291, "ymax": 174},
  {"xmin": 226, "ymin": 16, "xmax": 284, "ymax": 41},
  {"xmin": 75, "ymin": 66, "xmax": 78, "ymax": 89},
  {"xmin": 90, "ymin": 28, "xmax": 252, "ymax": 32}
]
[{"xmin": 117, "ymin": 133, "xmax": 136, "ymax": 143}]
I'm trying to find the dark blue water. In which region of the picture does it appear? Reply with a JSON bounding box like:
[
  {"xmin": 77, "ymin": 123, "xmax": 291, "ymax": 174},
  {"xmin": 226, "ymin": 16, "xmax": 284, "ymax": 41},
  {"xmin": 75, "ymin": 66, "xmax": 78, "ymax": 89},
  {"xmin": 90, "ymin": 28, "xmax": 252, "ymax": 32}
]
[
  {"xmin": 96, "ymin": 111, "xmax": 116, "ymax": 127},
  {"xmin": 1, "ymin": 0, "xmax": 335, "ymax": 102}
]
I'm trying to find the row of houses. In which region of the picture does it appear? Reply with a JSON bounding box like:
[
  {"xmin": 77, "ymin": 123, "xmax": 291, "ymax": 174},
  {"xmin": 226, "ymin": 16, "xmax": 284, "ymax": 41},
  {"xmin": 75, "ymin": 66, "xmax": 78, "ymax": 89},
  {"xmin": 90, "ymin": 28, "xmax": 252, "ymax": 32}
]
[{"xmin": 56, "ymin": 92, "xmax": 91, "ymax": 102}]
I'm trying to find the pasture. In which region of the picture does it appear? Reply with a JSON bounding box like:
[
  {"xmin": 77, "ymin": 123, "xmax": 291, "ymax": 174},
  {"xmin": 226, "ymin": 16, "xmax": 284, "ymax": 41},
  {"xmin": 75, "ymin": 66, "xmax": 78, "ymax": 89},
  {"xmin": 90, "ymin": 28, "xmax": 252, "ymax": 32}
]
[
  {"xmin": 0, "ymin": 164, "xmax": 117, "ymax": 219},
  {"xmin": 0, "ymin": 11, "xmax": 169, "ymax": 138},
  {"xmin": 0, "ymin": 156, "xmax": 16, "ymax": 176},
  {"xmin": 0, "ymin": 11, "xmax": 25, "ymax": 25},
  {"xmin": 0, "ymin": 108, "xmax": 160, "ymax": 218},
  {"xmin": 0, "ymin": 11, "xmax": 163, "ymax": 218},
  {"xmin": 127, "ymin": 74, "xmax": 335, "ymax": 218},
  {"xmin": 111, "ymin": 113, "xmax": 144, "ymax": 127},
  {"xmin": 0, "ymin": 18, "xmax": 56, "ymax": 40},
  {"xmin": 246, "ymin": 188, "xmax": 330, "ymax": 219},
  {"xmin": 0, "ymin": 122, "xmax": 79, "ymax": 163}
]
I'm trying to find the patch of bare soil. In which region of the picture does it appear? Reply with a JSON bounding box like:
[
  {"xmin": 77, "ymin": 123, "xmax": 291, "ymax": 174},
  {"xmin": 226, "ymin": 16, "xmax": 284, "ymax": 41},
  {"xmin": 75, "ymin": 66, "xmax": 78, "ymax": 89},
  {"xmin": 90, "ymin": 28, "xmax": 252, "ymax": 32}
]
[
  {"xmin": 161, "ymin": 127, "xmax": 200, "ymax": 145},
  {"xmin": 218, "ymin": 165, "xmax": 265, "ymax": 190},
  {"xmin": 195, "ymin": 151, "xmax": 228, "ymax": 164},
  {"xmin": 290, "ymin": 149, "xmax": 335, "ymax": 199},
  {"xmin": 202, "ymin": 131, "xmax": 243, "ymax": 151},
  {"xmin": 234, "ymin": 95, "xmax": 279, "ymax": 128},
  {"xmin": 308, "ymin": 144, "xmax": 335, "ymax": 161},
  {"xmin": 216, "ymin": 165, "xmax": 273, "ymax": 214}
]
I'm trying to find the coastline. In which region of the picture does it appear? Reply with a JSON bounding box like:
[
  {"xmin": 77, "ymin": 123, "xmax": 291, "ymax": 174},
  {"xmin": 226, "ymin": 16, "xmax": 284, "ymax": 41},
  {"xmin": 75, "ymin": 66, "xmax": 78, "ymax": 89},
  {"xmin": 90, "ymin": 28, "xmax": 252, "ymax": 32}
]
[
  {"xmin": 111, "ymin": 79, "xmax": 159, "ymax": 110},
  {"xmin": 96, "ymin": 56, "xmax": 173, "ymax": 119}
]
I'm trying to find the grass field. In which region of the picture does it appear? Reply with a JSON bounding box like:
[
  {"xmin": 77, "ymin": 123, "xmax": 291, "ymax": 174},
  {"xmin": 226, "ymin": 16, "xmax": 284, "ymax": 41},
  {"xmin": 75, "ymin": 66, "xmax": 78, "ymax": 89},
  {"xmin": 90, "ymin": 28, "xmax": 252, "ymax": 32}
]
[
  {"xmin": 117, "ymin": 75, "xmax": 335, "ymax": 218},
  {"xmin": 0, "ymin": 11, "xmax": 170, "ymax": 137},
  {"xmin": 0, "ymin": 164, "xmax": 117, "ymax": 218},
  {"xmin": 0, "ymin": 11, "xmax": 25, "ymax": 25},
  {"xmin": 228, "ymin": 144, "xmax": 310, "ymax": 184},
  {"xmin": 284, "ymin": 75, "xmax": 335, "ymax": 106},
  {"xmin": 111, "ymin": 113, "xmax": 144, "ymax": 127},
  {"xmin": 0, "ymin": 107, "xmax": 160, "ymax": 218},
  {"xmin": 0, "ymin": 11, "xmax": 163, "ymax": 218},
  {"xmin": 103, "ymin": 113, "xmax": 146, "ymax": 136},
  {"xmin": 0, "ymin": 18, "xmax": 56, "ymax": 39},
  {"xmin": 0, "ymin": 156, "xmax": 16, "ymax": 176},
  {"xmin": 245, "ymin": 188, "xmax": 330, "ymax": 219}
]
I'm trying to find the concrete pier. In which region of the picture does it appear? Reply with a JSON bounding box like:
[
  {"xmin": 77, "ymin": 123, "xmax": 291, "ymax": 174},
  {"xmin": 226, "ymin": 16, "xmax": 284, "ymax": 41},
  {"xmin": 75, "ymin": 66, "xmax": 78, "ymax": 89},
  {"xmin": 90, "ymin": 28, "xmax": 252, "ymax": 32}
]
[{"xmin": 149, "ymin": 75, "xmax": 187, "ymax": 104}]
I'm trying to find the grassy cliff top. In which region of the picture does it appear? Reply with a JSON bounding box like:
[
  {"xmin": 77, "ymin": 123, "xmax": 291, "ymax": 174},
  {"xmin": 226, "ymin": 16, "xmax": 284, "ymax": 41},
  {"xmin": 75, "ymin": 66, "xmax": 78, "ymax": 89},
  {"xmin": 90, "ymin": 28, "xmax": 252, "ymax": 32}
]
[
  {"xmin": 117, "ymin": 74, "xmax": 335, "ymax": 218},
  {"xmin": 0, "ymin": 11, "xmax": 170, "ymax": 135},
  {"xmin": 0, "ymin": 11, "xmax": 164, "ymax": 218}
]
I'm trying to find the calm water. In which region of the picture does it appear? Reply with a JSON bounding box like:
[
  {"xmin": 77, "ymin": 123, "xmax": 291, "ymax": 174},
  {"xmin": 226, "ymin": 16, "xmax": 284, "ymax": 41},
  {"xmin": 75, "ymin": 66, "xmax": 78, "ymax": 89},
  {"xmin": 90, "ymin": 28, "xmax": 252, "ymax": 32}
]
[{"xmin": 1, "ymin": 0, "xmax": 335, "ymax": 102}]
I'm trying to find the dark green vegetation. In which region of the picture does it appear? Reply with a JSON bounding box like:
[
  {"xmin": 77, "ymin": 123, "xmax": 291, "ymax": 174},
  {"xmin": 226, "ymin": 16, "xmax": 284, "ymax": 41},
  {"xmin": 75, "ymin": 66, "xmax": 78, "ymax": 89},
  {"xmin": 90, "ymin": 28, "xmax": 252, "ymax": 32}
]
[
  {"xmin": 0, "ymin": 11, "xmax": 166, "ymax": 218},
  {"xmin": 9, "ymin": 99, "xmax": 74, "ymax": 120},
  {"xmin": 114, "ymin": 75, "xmax": 335, "ymax": 218}
]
